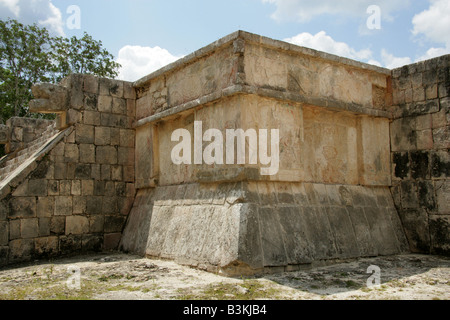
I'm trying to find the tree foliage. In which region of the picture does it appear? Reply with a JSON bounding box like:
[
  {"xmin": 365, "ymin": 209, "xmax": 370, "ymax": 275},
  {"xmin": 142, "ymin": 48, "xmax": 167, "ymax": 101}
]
[
  {"xmin": 0, "ymin": 19, "xmax": 53, "ymax": 122},
  {"xmin": 0, "ymin": 18, "xmax": 121, "ymax": 124},
  {"xmin": 51, "ymin": 32, "xmax": 121, "ymax": 83}
]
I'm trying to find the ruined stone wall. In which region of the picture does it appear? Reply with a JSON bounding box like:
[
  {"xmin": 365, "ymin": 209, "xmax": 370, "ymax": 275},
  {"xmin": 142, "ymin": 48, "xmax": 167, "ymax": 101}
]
[
  {"xmin": 0, "ymin": 74, "xmax": 136, "ymax": 266},
  {"xmin": 390, "ymin": 55, "xmax": 450, "ymax": 255}
]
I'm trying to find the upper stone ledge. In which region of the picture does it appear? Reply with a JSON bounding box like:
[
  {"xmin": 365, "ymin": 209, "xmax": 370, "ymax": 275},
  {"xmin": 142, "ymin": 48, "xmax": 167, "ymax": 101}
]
[
  {"xmin": 133, "ymin": 31, "xmax": 393, "ymax": 123},
  {"xmin": 133, "ymin": 30, "xmax": 390, "ymax": 89},
  {"xmin": 133, "ymin": 31, "xmax": 242, "ymax": 88},
  {"xmin": 240, "ymin": 31, "xmax": 391, "ymax": 75},
  {"xmin": 135, "ymin": 83, "xmax": 392, "ymax": 128}
]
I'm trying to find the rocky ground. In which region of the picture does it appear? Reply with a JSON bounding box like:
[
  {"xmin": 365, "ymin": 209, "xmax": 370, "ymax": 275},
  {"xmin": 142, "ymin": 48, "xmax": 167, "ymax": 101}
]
[{"xmin": 0, "ymin": 253, "xmax": 448, "ymax": 300}]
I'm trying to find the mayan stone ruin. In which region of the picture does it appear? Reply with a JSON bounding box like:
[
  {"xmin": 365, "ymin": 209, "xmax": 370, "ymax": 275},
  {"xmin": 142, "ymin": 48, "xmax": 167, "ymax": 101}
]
[{"xmin": 0, "ymin": 31, "xmax": 449, "ymax": 275}]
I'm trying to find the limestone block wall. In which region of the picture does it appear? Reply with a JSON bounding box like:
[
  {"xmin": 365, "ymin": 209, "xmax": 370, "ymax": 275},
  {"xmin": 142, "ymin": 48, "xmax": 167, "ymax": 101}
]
[
  {"xmin": 134, "ymin": 31, "xmax": 392, "ymax": 128},
  {"xmin": 0, "ymin": 74, "xmax": 136, "ymax": 266},
  {"xmin": 390, "ymin": 55, "xmax": 450, "ymax": 255}
]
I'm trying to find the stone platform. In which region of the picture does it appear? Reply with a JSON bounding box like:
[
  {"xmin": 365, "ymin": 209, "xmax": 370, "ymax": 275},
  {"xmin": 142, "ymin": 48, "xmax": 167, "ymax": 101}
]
[
  {"xmin": 121, "ymin": 182, "xmax": 408, "ymax": 275},
  {"xmin": 120, "ymin": 31, "xmax": 411, "ymax": 274}
]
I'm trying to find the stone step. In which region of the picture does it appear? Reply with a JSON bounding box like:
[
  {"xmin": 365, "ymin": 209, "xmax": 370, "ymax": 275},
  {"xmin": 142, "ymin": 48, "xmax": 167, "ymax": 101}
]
[
  {"xmin": 22, "ymin": 134, "xmax": 52, "ymax": 150},
  {"xmin": 10, "ymin": 146, "xmax": 39, "ymax": 164},
  {"xmin": 0, "ymin": 168, "xmax": 13, "ymax": 181},
  {"xmin": 0, "ymin": 162, "xmax": 19, "ymax": 178},
  {"xmin": 0, "ymin": 122, "xmax": 58, "ymax": 183},
  {"xmin": 13, "ymin": 129, "xmax": 55, "ymax": 157},
  {"xmin": 0, "ymin": 156, "xmax": 31, "ymax": 181},
  {"xmin": 14, "ymin": 125, "xmax": 57, "ymax": 155}
]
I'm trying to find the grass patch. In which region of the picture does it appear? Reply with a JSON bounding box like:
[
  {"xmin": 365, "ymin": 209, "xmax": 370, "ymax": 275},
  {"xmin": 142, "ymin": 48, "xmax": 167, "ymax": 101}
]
[
  {"xmin": 386, "ymin": 279, "xmax": 406, "ymax": 288},
  {"xmin": 0, "ymin": 271, "xmax": 147, "ymax": 300},
  {"xmin": 360, "ymin": 287, "xmax": 372, "ymax": 293},
  {"xmin": 345, "ymin": 280, "xmax": 360, "ymax": 289},
  {"xmin": 177, "ymin": 280, "xmax": 284, "ymax": 300},
  {"xmin": 0, "ymin": 278, "xmax": 100, "ymax": 300},
  {"xmin": 106, "ymin": 284, "xmax": 142, "ymax": 292},
  {"xmin": 98, "ymin": 274, "xmax": 125, "ymax": 282}
]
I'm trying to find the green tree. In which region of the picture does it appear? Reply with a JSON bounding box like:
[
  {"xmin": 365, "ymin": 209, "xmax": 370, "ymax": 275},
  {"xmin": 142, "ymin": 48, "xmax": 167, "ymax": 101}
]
[
  {"xmin": 0, "ymin": 19, "xmax": 54, "ymax": 123},
  {"xmin": 0, "ymin": 18, "xmax": 121, "ymax": 124},
  {"xmin": 51, "ymin": 32, "xmax": 121, "ymax": 83}
]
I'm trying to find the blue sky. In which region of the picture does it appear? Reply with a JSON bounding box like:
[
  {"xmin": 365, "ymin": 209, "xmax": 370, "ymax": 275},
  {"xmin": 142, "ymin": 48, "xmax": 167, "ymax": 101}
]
[{"xmin": 1, "ymin": 0, "xmax": 449, "ymax": 81}]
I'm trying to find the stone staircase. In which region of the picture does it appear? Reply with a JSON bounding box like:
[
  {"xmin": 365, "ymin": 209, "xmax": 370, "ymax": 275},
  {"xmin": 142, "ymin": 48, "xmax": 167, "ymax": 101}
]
[{"xmin": 0, "ymin": 122, "xmax": 58, "ymax": 182}]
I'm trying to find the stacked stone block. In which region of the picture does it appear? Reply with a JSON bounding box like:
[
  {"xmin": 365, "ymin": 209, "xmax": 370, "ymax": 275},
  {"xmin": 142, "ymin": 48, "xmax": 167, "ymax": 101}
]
[
  {"xmin": 0, "ymin": 74, "xmax": 136, "ymax": 266},
  {"xmin": 390, "ymin": 55, "xmax": 450, "ymax": 255}
]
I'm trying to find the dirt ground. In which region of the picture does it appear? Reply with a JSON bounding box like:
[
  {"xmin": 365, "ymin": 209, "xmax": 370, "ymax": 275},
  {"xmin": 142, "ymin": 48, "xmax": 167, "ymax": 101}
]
[{"xmin": 0, "ymin": 252, "xmax": 448, "ymax": 300}]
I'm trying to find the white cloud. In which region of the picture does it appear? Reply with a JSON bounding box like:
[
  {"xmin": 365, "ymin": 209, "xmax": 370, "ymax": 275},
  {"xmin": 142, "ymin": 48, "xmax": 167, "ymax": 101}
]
[
  {"xmin": 263, "ymin": 0, "xmax": 409, "ymax": 22},
  {"xmin": 412, "ymin": 0, "xmax": 450, "ymax": 62},
  {"xmin": 0, "ymin": 0, "xmax": 20, "ymax": 16},
  {"xmin": 0, "ymin": 0, "xmax": 64, "ymax": 36},
  {"xmin": 367, "ymin": 59, "xmax": 382, "ymax": 67},
  {"xmin": 284, "ymin": 31, "xmax": 414, "ymax": 69},
  {"xmin": 380, "ymin": 49, "xmax": 412, "ymax": 69},
  {"xmin": 37, "ymin": 1, "xmax": 64, "ymax": 36},
  {"xmin": 116, "ymin": 45, "xmax": 183, "ymax": 82},
  {"xmin": 416, "ymin": 47, "xmax": 450, "ymax": 62},
  {"xmin": 412, "ymin": 0, "xmax": 450, "ymax": 46},
  {"xmin": 284, "ymin": 31, "xmax": 373, "ymax": 61},
  {"xmin": 367, "ymin": 51, "xmax": 414, "ymax": 69}
]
